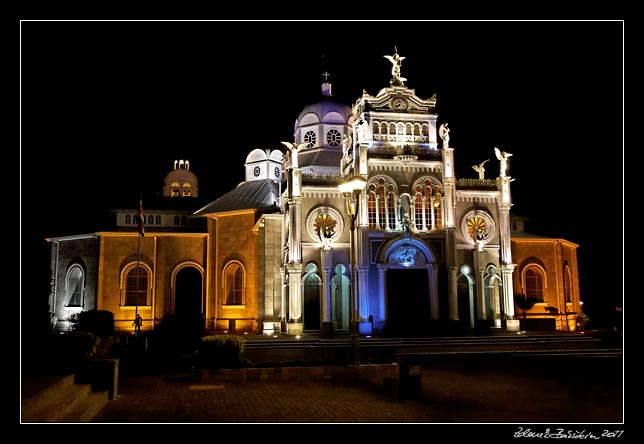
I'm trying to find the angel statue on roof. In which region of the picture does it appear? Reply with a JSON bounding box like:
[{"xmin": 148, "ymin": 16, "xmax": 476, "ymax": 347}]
[{"xmin": 384, "ymin": 46, "xmax": 407, "ymax": 86}]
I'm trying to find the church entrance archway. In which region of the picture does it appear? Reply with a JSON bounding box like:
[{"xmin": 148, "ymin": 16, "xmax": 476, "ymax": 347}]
[
  {"xmin": 457, "ymin": 273, "xmax": 474, "ymax": 329},
  {"xmin": 303, "ymin": 264, "xmax": 322, "ymax": 331},
  {"xmin": 304, "ymin": 275, "xmax": 321, "ymax": 330},
  {"xmin": 386, "ymin": 268, "xmax": 431, "ymax": 336},
  {"xmin": 174, "ymin": 266, "xmax": 203, "ymax": 351},
  {"xmin": 331, "ymin": 264, "xmax": 349, "ymax": 330}
]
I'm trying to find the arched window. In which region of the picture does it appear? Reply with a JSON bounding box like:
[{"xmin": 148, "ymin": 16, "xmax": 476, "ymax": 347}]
[
  {"xmin": 373, "ymin": 121, "xmax": 382, "ymax": 136},
  {"xmin": 147, "ymin": 215, "xmax": 154, "ymax": 225},
  {"xmin": 125, "ymin": 215, "xmax": 131, "ymax": 225},
  {"xmin": 124, "ymin": 265, "xmax": 149, "ymax": 306},
  {"xmin": 367, "ymin": 176, "xmax": 398, "ymax": 230},
  {"xmin": 524, "ymin": 266, "xmax": 545, "ymax": 302},
  {"xmin": 224, "ymin": 262, "xmax": 244, "ymax": 305},
  {"xmin": 171, "ymin": 182, "xmax": 180, "ymax": 197},
  {"xmin": 156, "ymin": 215, "xmax": 161, "ymax": 225},
  {"xmin": 396, "ymin": 122, "xmax": 405, "ymax": 138},
  {"xmin": 368, "ymin": 186, "xmax": 377, "ymax": 228},
  {"xmin": 433, "ymin": 187, "xmax": 443, "ymax": 230},
  {"xmin": 387, "ymin": 185, "xmax": 397, "ymax": 230},
  {"xmin": 411, "ymin": 177, "xmax": 443, "ymax": 231},
  {"xmin": 66, "ymin": 264, "xmax": 85, "ymax": 307}
]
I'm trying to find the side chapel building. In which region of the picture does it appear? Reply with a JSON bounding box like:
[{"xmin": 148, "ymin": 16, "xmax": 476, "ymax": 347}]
[{"xmin": 47, "ymin": 50, "xmax": 582, "ymax": 337}]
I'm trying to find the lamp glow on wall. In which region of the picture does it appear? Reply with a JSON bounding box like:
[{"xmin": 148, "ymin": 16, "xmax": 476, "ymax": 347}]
[{"xmin": 338, "ymin": 175, "xmax": 367, "ymax": 365}]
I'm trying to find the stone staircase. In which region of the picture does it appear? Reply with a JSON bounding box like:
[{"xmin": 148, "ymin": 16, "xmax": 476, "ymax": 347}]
[{"xmin": 21, "ymin": 374, "xmax": 110, "ymax": 423}]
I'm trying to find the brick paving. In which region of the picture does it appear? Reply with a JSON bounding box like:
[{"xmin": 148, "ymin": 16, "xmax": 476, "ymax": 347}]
[
  {"xmin": 91, "ymin": 373, "xmax": 435, "ymax": 423},
  {"xmin": 91, "ymin": 358, "xmax": 623, "ymax": 425}
]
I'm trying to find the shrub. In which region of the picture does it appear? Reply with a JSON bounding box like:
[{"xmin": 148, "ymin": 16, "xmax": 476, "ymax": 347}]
[
  {"xmin": 514, "ymin": 294, "xmax": 540, "ymax": 319},
  {"xmin": 68, "ymin": 310, "xmax": 115, "ymax": 339},
  {"xmin": 193, "ymin": 335, "xmax": 245, "ymax": 369},
  {"xmin": 31, "ymin": 331, "xmax": 98, "ymax": 375}
]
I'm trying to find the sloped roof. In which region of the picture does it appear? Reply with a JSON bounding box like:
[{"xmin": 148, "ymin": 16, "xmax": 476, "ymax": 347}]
[
  {"xmin": 299, "ymin": 149, "xmax": 343, "ymax": 169},
  {"xmin": 194, "ymin": 179, "xmax": 281, "ymax": 216}
]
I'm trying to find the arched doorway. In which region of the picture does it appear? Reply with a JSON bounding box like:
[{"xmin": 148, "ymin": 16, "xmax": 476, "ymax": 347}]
[
  {"xmin": 386, "ymin": 268, "xmax": 430, "ymax": 336},
  {"xmin": 303, "ymin": 263, "xmax": 322, "ymax": 331},
  {"xmin": 331, "ymin": 264, "xmax": 349, "ymax": 330},
  {"xmin": 174, "ymin": 266, "xmax": 203, "ymax": 351},
  {"xmin": 457, "ymin": 269, "xmax": 475, "ymax": 329},
  {"xmin": 485, "ymin": 266, "xmax": 503, "ymax": 328},
  {"xmin": 380, "ymin": 239, "xmax": 436, "ymax": 336}
]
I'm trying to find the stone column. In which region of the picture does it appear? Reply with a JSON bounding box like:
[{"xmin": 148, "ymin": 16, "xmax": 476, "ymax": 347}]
[
  {"xmin": 430, "ymin": 263, "xmax": 439, "ymax": 321},
  {"xmin": 377, "ymin": 264, "xmax": 387, "ymax": 331},
  {"xmin": 321, "ymin": 248, "xmax": 334, "ymax": 337},
  {"xmin": 448, "ymin": 266, "xmax": 459, "ymax": 321},
  {"xmin": 286, "ymin": 262, "xmax": 303, "ymax": 335}
]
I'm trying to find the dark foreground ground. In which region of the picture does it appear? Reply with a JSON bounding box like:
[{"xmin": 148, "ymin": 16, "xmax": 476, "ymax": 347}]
[
  {"xmin": 21, "ymin": 331, "xmax": 625, "ymax": 439},
  {"xmin": 88, "ymin": 353, "xmax": 623, "ymax": 433}
]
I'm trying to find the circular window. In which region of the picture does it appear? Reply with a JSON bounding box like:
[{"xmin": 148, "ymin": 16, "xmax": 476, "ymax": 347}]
[
  {"xmin": 274, "ymin": 166, "xmax": 280, "ymax": 178},
  {"xmin": 467, "ymin": 216, "xmax": 487, "ymax": 240},
  {"xmin": 304, "ymin": 131, "xmax": 317, "ymax": 148},
  {"xmin": 460, "ymin": 210, "xmax": 495, "ymax": 245},
  {"xmin": 305, "ymin": 206, "xmax": 344, "ymax": 245},
  {"xmin": 253, "ymin": 166, "xmax": 261, "ymax": 177},
  {"xmin": 326, "ymin": 129, "xmax": 341, "ymax": 146}
]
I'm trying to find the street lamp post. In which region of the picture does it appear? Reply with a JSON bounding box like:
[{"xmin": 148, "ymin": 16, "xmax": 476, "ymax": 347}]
[{"xmin": 338, "ymin": 175, "xmax": 367, "ymax": 365}]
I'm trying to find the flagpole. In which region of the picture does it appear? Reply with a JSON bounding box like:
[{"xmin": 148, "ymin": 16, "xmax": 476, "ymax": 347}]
[
  {"xmin": 136, "ymin": 230, "xmax": 140, "ymax": 337},
  {"xmin": 135, "ymin": 192, "xmax": 144, "ymax": 338}
]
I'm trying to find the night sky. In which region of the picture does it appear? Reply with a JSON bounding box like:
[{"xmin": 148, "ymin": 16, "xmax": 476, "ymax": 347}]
[{"xmin": 20, "ymin": 20, "xmax": 623, "ymax": 326}]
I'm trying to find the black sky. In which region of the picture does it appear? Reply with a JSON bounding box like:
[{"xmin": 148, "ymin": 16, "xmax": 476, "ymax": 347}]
[{"xmin": 20, "ymin": 20, "xmax": 623, "ymax": 324}]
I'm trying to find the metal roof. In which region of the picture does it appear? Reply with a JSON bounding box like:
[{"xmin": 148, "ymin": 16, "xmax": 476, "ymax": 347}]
[{"xmin": 194, "ymin": 179, "xmax": 281, "ymax": 215}]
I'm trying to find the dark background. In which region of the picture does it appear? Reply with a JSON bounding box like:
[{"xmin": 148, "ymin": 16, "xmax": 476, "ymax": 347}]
[{"xmin": 20, "ymin": 20, "xmax": 623, "ymax": 329}]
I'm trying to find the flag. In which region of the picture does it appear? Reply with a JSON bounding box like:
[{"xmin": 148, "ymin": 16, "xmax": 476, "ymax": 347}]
[{"xmin": 137, "ymin": 199, "xmax": 145, "ymax": 237}]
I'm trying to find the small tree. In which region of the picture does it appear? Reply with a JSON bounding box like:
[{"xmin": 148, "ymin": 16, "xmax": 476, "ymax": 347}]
[
  {"xmin": 68, "ymin": 310, "xmax": 115, "ymax": 339},
  {"xmin": 514, "ymin": 293, "xmax": 539, "ymax": 320}
]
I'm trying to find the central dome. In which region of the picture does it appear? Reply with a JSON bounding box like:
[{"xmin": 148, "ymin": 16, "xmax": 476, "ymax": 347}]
[
  {"xmin": 290, "ymin": 77, "xmax": 355, "ymax": 176},
  {"xmin": 295, "ymin": 99, "xmax": 352, "ymax": 129}
]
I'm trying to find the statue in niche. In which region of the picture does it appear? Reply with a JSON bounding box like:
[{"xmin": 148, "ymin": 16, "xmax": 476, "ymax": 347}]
[
  {"xmin": 384, "ymin": 46, "xmax": 407, "ymax": 86},
  {"xmin": 439, "ymin": 122, "xmax": 450, "ymax": 148},
  {"xmin": 398, "ymin": 193, "xmax": 414, "ymax": 234},
  {"xmin": 494, "ymin": 147, "xmax": 513, "ymax": 177},
  {"xmin": 472, "ymin": 159, "xmax": 489, "ymax": 180}
]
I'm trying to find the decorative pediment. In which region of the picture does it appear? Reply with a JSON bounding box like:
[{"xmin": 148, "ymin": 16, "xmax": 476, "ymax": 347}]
[{"xmin": 354, "ymin": 87, "xmax": 437, "ymax": 115}]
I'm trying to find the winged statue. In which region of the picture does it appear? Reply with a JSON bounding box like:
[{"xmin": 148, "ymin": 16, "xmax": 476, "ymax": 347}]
[
  {"xmin": 494, "ymin": 147, "xmax": 513, "ymax": 177},
  {"xmin": 384, "ymin": 46, "xmax": 407, "ymax": 85},
  {"xmin": 471, "ymin": 159, "xmax": 489, "ymax": 180}
]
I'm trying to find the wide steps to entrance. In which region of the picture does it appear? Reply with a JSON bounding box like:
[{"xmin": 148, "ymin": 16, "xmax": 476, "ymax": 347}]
[
  {"xmin": 241, "ymin": 332, "xmax": 616, "ymax": 365},
  {"xmin": 243, "ymin": 332, "xmax": 604, "ymax": 349}
]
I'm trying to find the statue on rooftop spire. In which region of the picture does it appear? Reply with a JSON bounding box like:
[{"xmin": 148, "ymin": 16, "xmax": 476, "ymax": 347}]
[
  {"xmin": 472, "ymin": 159, "xmax": 489, "ymax": 180},
  {"xmin": 384, "ymin": 46, "xmax": 407, "ymax": 86},
  {"xmin": 494, "ymin": 147, "xmax": 513, "ymax": 177},
  {"xmin": 439, "ymin": 122, "xmax": 450, "ymax": 148}
]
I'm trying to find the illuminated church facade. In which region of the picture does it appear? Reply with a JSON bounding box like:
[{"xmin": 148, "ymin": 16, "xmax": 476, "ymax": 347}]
[{"xmin": 47, "ymin": 51, "xmax": 582, "ymax": 338}]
